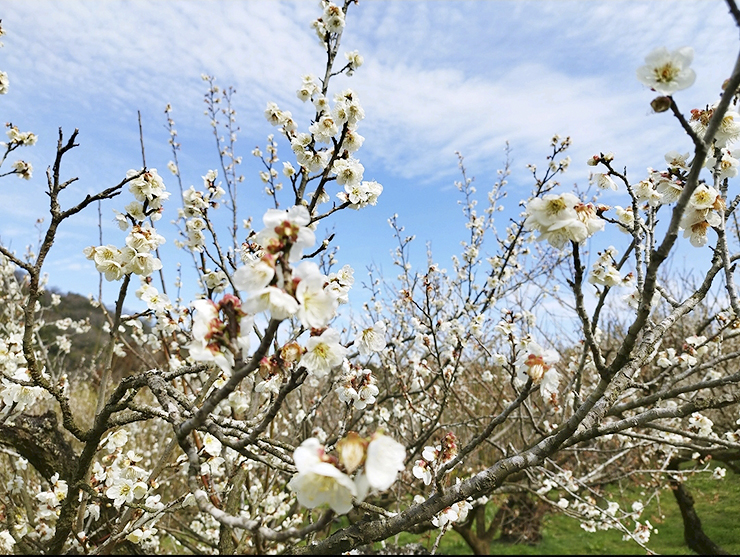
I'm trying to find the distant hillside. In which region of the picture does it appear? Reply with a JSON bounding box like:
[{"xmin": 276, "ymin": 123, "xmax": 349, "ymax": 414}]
[{"xmin": 34, "ymin": 285, "xmax": 156, "ymax": 383}]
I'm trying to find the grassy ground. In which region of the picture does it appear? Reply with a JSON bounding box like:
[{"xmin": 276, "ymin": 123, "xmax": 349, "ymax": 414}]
[{"xmin": 375, "ymin": 467, "xmax": 740, "ymax": 555}]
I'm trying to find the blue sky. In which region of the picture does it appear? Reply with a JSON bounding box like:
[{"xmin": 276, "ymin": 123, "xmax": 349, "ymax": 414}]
[{"xmin": 1, "ymin": 1, "xmax": 738, "ymax": 316}]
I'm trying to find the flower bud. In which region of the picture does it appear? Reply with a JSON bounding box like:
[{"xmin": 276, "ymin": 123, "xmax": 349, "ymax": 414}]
[
  {"xmin": 651, "ymin": 96, "xmax": 671, "ymax": 113},
  {"xmin": 337, "ymin": 432, "xmax": 367, "ymax": 474}
]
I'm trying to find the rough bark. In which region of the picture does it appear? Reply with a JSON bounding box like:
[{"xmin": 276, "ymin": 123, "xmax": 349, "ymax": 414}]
[{"xmin": 0, "ymin": 410, "xmax": 78, "ymax": 482}]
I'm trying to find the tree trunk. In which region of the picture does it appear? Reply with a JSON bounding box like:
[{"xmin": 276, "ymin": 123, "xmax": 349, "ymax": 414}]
[
  {"xmin": 670, "ymin": 477, "xmax": 729, "ymax": 555},
  {"xmin": 452, "ymin": 504, "xmax": 495, "ymax": 554}
]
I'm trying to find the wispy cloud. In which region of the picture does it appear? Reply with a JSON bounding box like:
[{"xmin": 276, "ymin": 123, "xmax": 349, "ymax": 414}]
[{"xmin": 4, "ymin": 1, "xmax": 736, "ymax": 183}]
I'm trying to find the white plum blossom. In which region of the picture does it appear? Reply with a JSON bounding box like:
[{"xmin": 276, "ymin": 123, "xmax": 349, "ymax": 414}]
[
  {"xmin": 323, "ymin": 2, "xmax": 345, "ymax": 33},
  {"xmin": 514, "ymin": 341, "xmax": 560, "ymax": 386},
  {"xmin": 335, "ymin": 366, "xmax": 379, "ymax": 409},
  {"xmin": 689, "ymin": 183, "xmax": 721, "ymax": 211},
  {"xmin": 309, "ymin": 113, "xmax": 339, "ymax": 144},
  {"xmin": 301, "ymin": 328, "xmax": 348, "ymax": 378},
  {"xmin": 355, "ymin": 433, "xmax": 406, "ymax": 499},
  {"xmin": 101, "ymin": 429, "xmax": 129, "ymax": 453},
  {"xmin": 264, "ymin": 102, "xmax": 283, "ymax": 126},
  {"xmin": 412, "ymin": 459, "xmax": 433, "ymax": 485},
  {"xmin": 540, "ymin": 367, "xmax": 561, "ymax": 407},
  {"xmin": 592, "ymin": 172, "xmax": 618, "ymax": 191},
  {"xmin": 105, "ymin": 477, "xmax": 148, "ymax": 509},
  {"xmin": 690, "ymin": 105, "xmax": 740, "ymax": 147},
  {"xmin": 202, "ymin": 433, "xmax": 222, "ymax": 457},
  {"xmin": 1, "ymin": 367, "xmax": 49, "ymax": 413},
  {"xmin": 297, "ymin": 74, "xmax": 319, "ymax": 102},
  {"xmin": 706, "ymin": 148, "xmax": 740, "ymax": 181},
  {"xmin": 665, "ymin": 150, "xmax": 690, "ymax": 169},
  {"xmin": 282, "ymin": 161, "xmax": 296, "ymax": 177},
  {"xmin": 334, "ymin": 89, "xmax": 365, "ymax": 125},
  {"xmin": 332, "ymin": 157, "xmax": 364, "ymax": 187},
  {"xmin": 715, "ymin": 110, "xmax": 740, "ymax": 147},
  {"xmin": 288, "ymin": 438, "xmax": 357, "ymax": 515},
  {"xmin": 345, "ymin": 49, "xmax": 363, "ymax": 70},
  {"xmin": 0, "ymin": 531, "xmax": 14, "ymax": 553},
  {"xmin": 432, "ymin": 500, "xmax": 473, "ymax": 528},
  {"xmin": 688, "ymin": 412, "xmax": 714, "ymax": 437},
  {"xmin": 232, "ymin": 256, "xmax": 276, "ymax": 294},
  {"xmin": 255, "ymin": 205, "xmax": 315, "ymax": 262},
  {"xmin": 614, "ymin": 205, "xmax": 635, "ymax": 234},
  {"xmin": 653, "ymin": 172, "xmax": 684, "ymax": 204},
  {"xmin": 326, "ymin": 264, "xmax": 355, "ymax": 304},
  {"xmin": 126, "ymin": 168, "xmax": 170, "ymax": 210},
  {"xmin": 633, "ymin": 178, "xmax": 662, "ymax": 206},
  {"xmin": 342, "ymin": 128, "xmax": 365, "ymax": 153},
  {"xmin": 636, "ymin": 46, "xmax": 696, "ymax": 95},
  {"xmin": 679, "ymin": 184, "xmax": 723, "ymax": 247},
  {"xmin": 6, "ymin": 125, "xmax": 37, "ymax": 146},
  {"xmin": 295, "ymin": 148, "xmax": 330, "ymax": 173},
  {"xmin": 354, "ymin": 321, "xmax": 387, "ymax": 356},
  {"xmin": 244, "ymin": 286, "xmax": 300, "ymax": 321}
]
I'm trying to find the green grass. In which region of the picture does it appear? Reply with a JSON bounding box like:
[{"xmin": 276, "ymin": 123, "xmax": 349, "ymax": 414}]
[{"xmin": 378, "ymin": 467, "xmax": 740, "ymax": 555}]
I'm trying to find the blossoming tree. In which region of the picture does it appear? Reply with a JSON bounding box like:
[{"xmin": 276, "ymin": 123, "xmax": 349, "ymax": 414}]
[{"xmin": 2, "ymin": 1, "xmax": 740, "ymax": 555}]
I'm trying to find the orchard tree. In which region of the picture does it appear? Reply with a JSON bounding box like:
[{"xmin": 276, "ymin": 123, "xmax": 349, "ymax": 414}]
[{"xmin": 2, "ymin": 1, "xmax": 740, "ymax": 555}]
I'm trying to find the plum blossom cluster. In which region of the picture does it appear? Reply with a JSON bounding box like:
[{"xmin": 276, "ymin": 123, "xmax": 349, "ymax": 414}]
[
  {"xmin": 335, "ymin": 362, "xmax": 379, "ymax": 409},
  {"xmin": 84, "ymin": 170, "xmax": 168, "ymax": 281},
  {"xmin": 680, "ymin": 183, "xmax": 724, "ymax": 247},
  {"xmin": 534, "ymin": 470, "xmax": 654, "ymax": 539},
  {"xmin": 687, "ymin": 412, "xmax": 715, "ymax": 438},
  {"xmin": 1, "ymin": 123, "xmax": 36, "ymax": 180},
  {"xmin": 122, "ymin": 168, "xmax": 170, "ymax": 223},
  {"xmin": 412, "ymin": 432, "xmax": 459, "ymax": 486},
  {"xmin": 690, "ymin": 104, "xmax": 740, "ymax": 148},
  {"xmin": 175, "ymin": 169, "xmax": 226, "ymax": 253},
  {"xmin": 1, "ymin": 365, "xmax": 50, "ymax": 418},
  {"xmin": 232, "ymin": 206, "xmax": 339, "ymax": 327},
  {"xmin": 524, "ymin": 192, "xmax": 604, "ymax": 249},
  {"xmin": 311, "ymin": 1, "xmax": 346, "ymax": 42},
  {"xmin": 431, "ymin": 498, "xmax": 474, "ymax": 529},
  {"xmin": 288, "ymin": 432, "xmax": 405, "ymax": 515},
  {"xmin": 34, "ymin": 473, "xmax": 68, "ymax": 542},
  {"xmin": 263, "ymin": 31, "xmax": 383, "ymax": 211},
  {"xmin": 588, "ymin": 246, "xmax": 622, "ymax": 287},
  {"xmin": 326, "ymin": 263, "xmax": 355, "ymax": 304},
  {"xmin": 4, "ymin": 123, "xmax": 37, "ymax": 147},
  {"xmin": 514, "ymin": 340, "xmax": 561, "ymax": 407}
]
